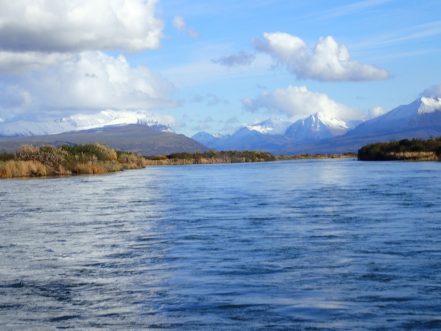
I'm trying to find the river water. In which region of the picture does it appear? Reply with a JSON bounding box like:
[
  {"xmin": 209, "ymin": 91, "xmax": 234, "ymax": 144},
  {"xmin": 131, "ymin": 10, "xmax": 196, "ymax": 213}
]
[{"xmin": 1, "ymin": 159, "xmax": 441, "ymax": 330}]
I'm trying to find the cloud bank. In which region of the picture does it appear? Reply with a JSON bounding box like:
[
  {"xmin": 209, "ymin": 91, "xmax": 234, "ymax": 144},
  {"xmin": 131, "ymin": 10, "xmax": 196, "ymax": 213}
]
[
  {"xmin": 0, "ymin": 0, "xmax": 163, "ymax": 53},
  {"xmin": 255, "ymin": 33, "xmax": 389, "ymax": 81},
  {"xmin": 243, "ymin": 85, "xmax": 361, "ymax": 121},
  {"xmin": 0, "ymin": 0, "xmax": 178, "ymax": 128},
  {"xmin": 0, "ymin": 52, "xmax": 176, "ymax": 121}
]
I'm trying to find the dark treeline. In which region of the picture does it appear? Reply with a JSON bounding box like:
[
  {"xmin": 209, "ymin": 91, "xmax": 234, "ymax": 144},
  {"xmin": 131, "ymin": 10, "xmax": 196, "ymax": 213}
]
[{"xmin": 358, "ymin": 137, "xmax": 441, "ymax": 161}]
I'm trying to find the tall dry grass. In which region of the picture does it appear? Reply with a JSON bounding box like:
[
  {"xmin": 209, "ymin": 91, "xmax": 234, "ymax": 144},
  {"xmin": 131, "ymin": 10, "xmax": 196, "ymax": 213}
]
[
  {"xmin": 0, "ymin": 144, "xmax": 147, "ymax": 178},
  {"xmin": 0, "ymin": 160, "xmax": 48, "ymax": 178}
]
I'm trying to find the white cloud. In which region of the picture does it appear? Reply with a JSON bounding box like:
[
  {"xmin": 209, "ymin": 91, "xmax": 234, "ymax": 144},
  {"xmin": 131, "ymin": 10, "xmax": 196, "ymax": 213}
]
[
  {"xmin": 0, "ymin": 109, "xmax": 176, "ymax": 136},
  {"xmin": 0, "ymin": 51, "xmax": 71, "ymax": 73},
  {"xmin": 255, "ymin": 33, "xmax": 389, "ymax": 81},
  {"xmin": 172, "ymin": 15, "xmax": 199, "ymax": 38},
  {"xmin": 243, "ymin": 85, "xmax": 362, "ymax": 121},
  {"xmin": 422, "ymin": 84, "xmax": 441, "ymax": 98},
  {"xmin": 0, "ymin": 0, "xmax": 163, "ymax": 53},
  {"xmin": 418, "ymin": 97, "xmax": 441, "ymax": 114},
  {"xmin": 368, "ymin": 106, "xmax": 386, "ymax": 119},
  {"xmin": 0, "ymin": 52, "xmax": 176, "ymax": 120}
]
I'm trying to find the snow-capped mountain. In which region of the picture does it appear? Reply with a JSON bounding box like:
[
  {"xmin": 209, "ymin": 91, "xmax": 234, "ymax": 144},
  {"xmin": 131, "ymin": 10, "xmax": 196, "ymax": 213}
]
[
  {"xmin": 347, "ymin": 96, "xmax": 441, "ymax": 138},
  {"xmin": 192, "ymin": 94, "xmax": 441, "ymax": 155},
  {"xmin": 0, "ymin": 110, "xmax": 175, "ymax": 136},
  {"xmin": 285, "ymin": 95, "xmax": 441, "ymax": 155},
  {"xmin": 245, "ymin": 118, "xmax": 291, "ymax": 135},
  {"xmin": 285, "ymin": 112, "xmax": 349, "ymax": 141},
  {"xmin": 192, "ymin": 114, "xmax": 348, "ymax": 153}
]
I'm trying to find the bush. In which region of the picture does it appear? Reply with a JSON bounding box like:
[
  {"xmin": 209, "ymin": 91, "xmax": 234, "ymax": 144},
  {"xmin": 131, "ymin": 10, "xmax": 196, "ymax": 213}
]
[
  {"xmin": 1, "ymin": 143, "xmax": 146, "ymax": 178},
  {"xmin": 358, "ymin": 137, "xmax": 441, "ymax": 160}
]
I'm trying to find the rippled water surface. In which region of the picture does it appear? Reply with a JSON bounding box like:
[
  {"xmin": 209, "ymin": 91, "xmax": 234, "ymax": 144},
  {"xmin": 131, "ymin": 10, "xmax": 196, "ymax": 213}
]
[{"xmin": 1, "ymin": 159, "xmax": 441, "ymax": 330}]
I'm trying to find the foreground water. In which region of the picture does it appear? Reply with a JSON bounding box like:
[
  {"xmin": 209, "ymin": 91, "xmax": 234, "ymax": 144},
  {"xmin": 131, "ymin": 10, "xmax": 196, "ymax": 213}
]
[{"xmin": 1, "ymin": 159, "xmax": 441, "ymax": 330}]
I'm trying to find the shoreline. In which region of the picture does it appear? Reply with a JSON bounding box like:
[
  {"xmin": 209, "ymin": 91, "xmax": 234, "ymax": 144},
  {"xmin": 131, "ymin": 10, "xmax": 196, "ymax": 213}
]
[
  {"xmin": 1, "ymin": 144, "xmax": 357, "ymax": 179},
  {"xmin": 358, "ymin": 138, "xmax": 441, "ymax": 161}
]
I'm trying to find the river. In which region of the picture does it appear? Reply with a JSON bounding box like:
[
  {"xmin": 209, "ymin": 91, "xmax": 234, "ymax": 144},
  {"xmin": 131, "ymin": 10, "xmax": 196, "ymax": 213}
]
[{"xmin": 1, "ymin": 159, "xmax": 441, "ymax": 329}]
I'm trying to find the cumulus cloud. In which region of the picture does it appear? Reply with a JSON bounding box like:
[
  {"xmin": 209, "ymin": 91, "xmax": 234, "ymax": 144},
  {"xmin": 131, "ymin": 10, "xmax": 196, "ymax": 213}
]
[
  {"xmin": 0, "ymin": 109, "xmax": 177, "ymax": 136},
  {"xmin": 173, "ymin": 16, "xmax": 199, "ymax": 38},
  {"xmin": 243, "ymin": 85, "xmax": 361, "ymax": 121},
  {"xmin": 0, "ymin": 0, "xmax": 163, "ymax": 53},
  {"xmin": 212, "ymin": 52, "xmax": 255, "ymax": 67},
  {"xmin": 0, "ymin": 52, "xmax": 176, "ymax": 121},
  {"xmin": 255, "ymin": 33, "xmax": 389, "ymax": 81},
  {"xmin": 0, "ymin": 51, "xmax": 72, "ymax": 73}
]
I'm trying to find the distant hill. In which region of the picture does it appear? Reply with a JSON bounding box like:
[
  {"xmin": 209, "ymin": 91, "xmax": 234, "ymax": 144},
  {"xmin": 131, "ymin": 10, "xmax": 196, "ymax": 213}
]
[{"xmin": 0, "ymin": 124, "xmax": 207, "ymax": 156}]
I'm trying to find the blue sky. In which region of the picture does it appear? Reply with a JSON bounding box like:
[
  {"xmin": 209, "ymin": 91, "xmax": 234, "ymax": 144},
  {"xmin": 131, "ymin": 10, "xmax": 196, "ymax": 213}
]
[{"xmin": 0, "ymin": 0, "xmax": 440, "ymax": 135}]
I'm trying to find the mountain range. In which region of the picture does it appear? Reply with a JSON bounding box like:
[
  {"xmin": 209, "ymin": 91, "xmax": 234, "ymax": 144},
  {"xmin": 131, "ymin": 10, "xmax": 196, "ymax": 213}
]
[
  {"xmin": 193, "ymin": 95, "xmax": 441, "ymax": 154},
  {"xmin": 0, "ymin": 95, "xmax": 440, "ymax": 156}
]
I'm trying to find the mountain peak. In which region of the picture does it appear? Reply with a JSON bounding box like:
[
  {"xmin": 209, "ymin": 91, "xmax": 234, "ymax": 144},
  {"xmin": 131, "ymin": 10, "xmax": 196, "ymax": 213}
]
[
  {"xmin": 245, "ymin": 118, "xmax": 290, "ymax": 135},
  {"xmin": 285, "ymin": 112, "xmax": 348, "ymax": 141},
  {"xmin": 0, "ymin": 110, "xmax": 175, "ymax": 137}
]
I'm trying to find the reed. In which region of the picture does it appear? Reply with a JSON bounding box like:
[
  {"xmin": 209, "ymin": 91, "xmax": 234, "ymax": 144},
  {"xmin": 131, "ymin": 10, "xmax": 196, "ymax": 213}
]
[{"xmin": 0, "ymin": 144, "xmax": 146, "ymax": 178}]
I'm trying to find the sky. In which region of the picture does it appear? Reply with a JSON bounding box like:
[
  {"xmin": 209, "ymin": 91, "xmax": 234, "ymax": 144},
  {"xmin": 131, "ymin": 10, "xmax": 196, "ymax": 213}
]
[{"xmin": 0, "ymin": 0, "xmax": 440, "ymax": 136}]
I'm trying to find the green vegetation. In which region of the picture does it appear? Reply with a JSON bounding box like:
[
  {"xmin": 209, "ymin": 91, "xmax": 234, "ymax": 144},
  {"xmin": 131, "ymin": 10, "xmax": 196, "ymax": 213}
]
[
  {"xmin": 358, "ymin": 137, "xmax": 441, "ymax": 161},
  {"xmin": 0, "ymin": 144, "xmax": 146, "ymax": 178}
]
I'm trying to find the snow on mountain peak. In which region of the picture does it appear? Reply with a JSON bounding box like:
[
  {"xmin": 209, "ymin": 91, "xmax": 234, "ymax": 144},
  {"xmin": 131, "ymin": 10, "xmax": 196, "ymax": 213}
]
[
  {"xmin": 245, "ymin": 118, "xmax": 290, "ymax": 134},
  {"xmin": 417, "ymin": 96, "xmax": 441, "ymax": 114},
  {"xmin": 310, "ymin": 112, "xmax": 348, "ymax": 131},
  {"xmin": 0, "ymin": 110, "xmax": 176, "ymax": 136}
]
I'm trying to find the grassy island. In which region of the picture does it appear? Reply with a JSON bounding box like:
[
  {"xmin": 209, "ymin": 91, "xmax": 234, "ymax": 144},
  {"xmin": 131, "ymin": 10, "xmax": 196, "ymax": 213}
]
[{"xmin": 358, "ymin": 137, "xmax": 441, "ymax": 161}]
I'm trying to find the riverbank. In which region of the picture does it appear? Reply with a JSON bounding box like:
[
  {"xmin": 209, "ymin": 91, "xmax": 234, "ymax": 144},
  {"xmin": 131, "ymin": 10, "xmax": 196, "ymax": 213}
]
[
  {"xmin": 276, "ymin": 153, "xmax": 356, "ymax": 161},
  {"xmin": 358, "ymin": 137, "xmax": 441, "ymax": 161},
  {"xmin": 143, "ymin": 152, "xmax": 356, "ymax": 166},
  {"xmin": 0, "ymin": 144, "xmax": 359, "ymax": 178},
  {"xmin": 0, "ymin": 144, "xmax": 146, "ymax": 178}
]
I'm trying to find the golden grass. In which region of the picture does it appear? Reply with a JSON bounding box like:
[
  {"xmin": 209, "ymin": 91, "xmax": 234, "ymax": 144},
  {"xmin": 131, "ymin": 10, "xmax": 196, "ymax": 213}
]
[
  {"xmin": 0, "ymin": 144, "xmax": 147, "ymax": 178},
  {"xmin": 0, "ymin": 160, "xmax": 48, "ymax": 178}
]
